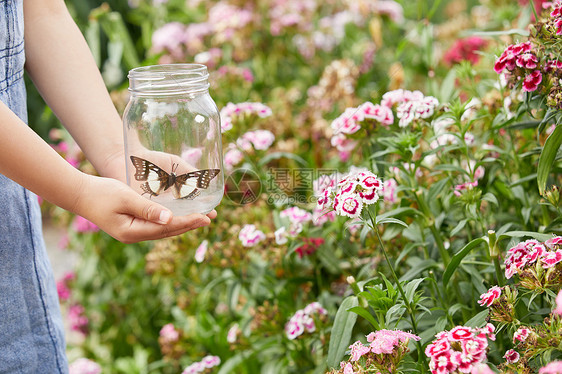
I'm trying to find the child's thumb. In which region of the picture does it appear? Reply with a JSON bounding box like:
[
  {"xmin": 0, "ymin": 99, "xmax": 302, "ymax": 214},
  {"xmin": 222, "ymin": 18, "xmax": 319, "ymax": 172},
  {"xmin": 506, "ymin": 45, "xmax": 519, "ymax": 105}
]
[{"xmin": 139, "ymin": 201, "xmax": 173, "ymax": 224}]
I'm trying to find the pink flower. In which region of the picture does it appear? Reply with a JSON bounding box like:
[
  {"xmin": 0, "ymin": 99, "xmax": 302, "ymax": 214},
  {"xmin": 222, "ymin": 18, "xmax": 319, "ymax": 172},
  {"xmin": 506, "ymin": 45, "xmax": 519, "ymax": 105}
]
[
  {"xmin": 280, "ymin": 207, "xmax": 313, "ymax": 224},
  {"xmin": 201, "ymin": 355, "xmax": 221, "ymax": 368},
  {"xmin": 194, "ymin": 240, "xmax": 208, "ymax": 263},
  {"xmin": 227, "ymin": 323, "xmax": 239, "ymax": 343},
  {"xmin": 516, "ymin": 53, "xmax": 539, "ymax": 69},
  {"xmin": 555, "ymin": 18, "xmax": 562, "ymax": 35},
  {"xmin": 285, "ymin": 318, "xmax": 304, "ymax": 340},
  {"xmin": 349, "ymin": 340, "xmax": 371, "ymax": 361},
  {"xmin": 454, "ymin": 181, "xmax": 478, "ymax": 197},
  {"xmin": 541, "ymin": 250, "xmax": 562, "ymax": 268},
  {"xmin": 425, "ymin": 338, "xmax": 450, "ymax": 357},
  {"xmin": 56, "ymin": 280, "xmax": 71, "ymax": 302},
  {"xmin": 159, "ymin": 323, "xmax": 180, "ymax": 343},
  {"xmin": 545, "ymin": 60, "xmax": 562, "ymax": 73},
  {"xmin": 335, "ymin": 193, "xmax": 364, "ymax": 218},
  {"xmin": 224, "ymin": 145, "xmax": 244, "ymax": 170},
  {"xmin": 341, "ymin": 362, "xmax": 356, "ymax": 374},
  {"xmin": 69, "ymin": 358, "xmax": 102, "ymax": 374},
  {"xmin": 503, "ymin": 349, "xmax": 520, "ymax": 364},
  {"xmin": 555, "ymin": 289, "xmax": 562, "ymax": 316},
  {"xmin": 68, "ymin": 304, "xmax": 89, "ymax": 335},
  {"xmin": 539, "ymin": 360, "xmax": 562, "ymax": 374},
  {"xmin": 238, "ymin": 224, "xmax": 266, "ymax": 247},
  {"xmin": 72, "ymin": 215, "xmax": 99, "ymax": 233},
  {"xmin": 274, "ymin": 227, "xmax": 288, "ymax": 245},
  {"xmin": 478, "ymin": 286, "xmax": 502, "ymax": 307},
  {"xmin": 242, "ymin": 130, "xmax": 275, "ymax": 151},
  {"xmin": 383, "ymin": 178, "xmax": 398, "ymax": 204},
  {"xmin": 304, "ymin": 301, "xmax": 327, "ymax": 316},
  {"xmin": 545, "ymin": 236, "xmax": 562, "ymax": 249},
  {"xmin": 449, "ymin": 326, "xmax": 474, "ymax": 341},
  {"xmin": 360, "ymin": 102, "xmax": 394, "ymax": 125},
  {"xmin": 471, "ymin": 364, "xmax": 495, "ymax": 374},
  {"xmin": 368, "ymin": 329, "xmax": 420, "ymax": 355},
  {"xmin": 429, "ymin": 351, "xmax": 460, "ymax": 374},
  {"xmin": 522, "ymin": 70, "xmax": 543, "ymax": 92},
  {"xmin": 151, "ymin": 22, "xmax": 187, "ymax": 57},
  {"xmin": 513, "ymin": 327, "xmax": 530, "ymax": 343},
  {"xmin": 525, "ymin": 243, "xmax": 546, "ymax": 264},
  {"xmin": 443, "ymin": 36, "xmax": 487, "ymax": 66}
]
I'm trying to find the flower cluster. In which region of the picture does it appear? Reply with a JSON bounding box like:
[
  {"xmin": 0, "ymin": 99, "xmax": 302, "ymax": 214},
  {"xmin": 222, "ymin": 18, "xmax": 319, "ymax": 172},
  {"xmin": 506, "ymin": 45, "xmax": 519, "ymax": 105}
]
[
  {"xmin": 68, "ymin": 304, "xmax": 89, "ymax": 335},
  {"xmin": 238, "ymin": 224, "xmax": 266, "ymax": 247},
  {"xmin": 236, "ymin": 130, "xmax": 276, "ymax": 151},
  {"xmin": 295, "ymin": 238, "xmax": 325, "ymax": 258},
  {"xmin": 268, "ymin": 0, "xmax": 317, "ymax": 36},
  {"xmin": 182, "ymin": 355, "xmax": 221, "ymax": 374},
  {"xmin": 68, "ymin": 358, "xmax": 102, "ymax": 374},
  {"xmin": 330, "ymin": 101, "xmax": 393, "ymax": 158},
  {"xmin": 443, "ymin": 36, "xmax": 488, "ymax": 66},
  {"xmin": 334, "ymin": 330, "xmax": 420, "ymax": 374},
  {"xmin": 504, "ymin": 236, "xmax": 562, "ymax": 290},
  {"xmin": 494, "ymin": 41, "xmax": 544, "ymax": 92},
  {"xmin": 317, "ymin": 169, "xmax": 383, "ymax": 219},
  {"xmin": 158, "ymin": 323, "xmax": 185, "ymax": 360},
  {"xmin": 539, "ymin": 361, "xmax": 562, "ymax": 374},
  {"xmin": 56, "ymin": 271, "xmax": 75, "ymax": 302},
  {"xmin": 285, "ymin": 301, "xmax": 327, "ymax": 340},
  {"xmin": 220, "ymin": 102, "xmax": 272, "ymax": 133},
  {"xmin": 279, "ymin": 206, "xmax": 313, "ymax": 237},
  {"xmin": 478, "ymin": 285, "xmax": 518, "ymax": 323},
  {"xmin": 380, "ymin": 89, "xmax": 440, "ymax": 127},
  {"xmin": 425, "ymin": 324, "xmax": 495, "ymax": 374}
]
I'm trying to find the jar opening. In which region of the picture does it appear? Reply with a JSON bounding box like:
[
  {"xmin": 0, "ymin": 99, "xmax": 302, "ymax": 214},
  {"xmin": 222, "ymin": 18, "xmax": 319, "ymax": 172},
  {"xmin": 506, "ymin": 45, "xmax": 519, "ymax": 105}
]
[{"xmin": 128, "ymin": 64, "xmax": 209, "ymax": 95}]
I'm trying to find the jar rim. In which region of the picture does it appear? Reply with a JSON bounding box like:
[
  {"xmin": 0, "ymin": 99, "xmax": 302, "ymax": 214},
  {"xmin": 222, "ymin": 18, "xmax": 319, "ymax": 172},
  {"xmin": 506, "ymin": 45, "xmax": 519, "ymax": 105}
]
[{"xmin": 128, "ymin": 64, "xmax": 209, "ymax": 95}]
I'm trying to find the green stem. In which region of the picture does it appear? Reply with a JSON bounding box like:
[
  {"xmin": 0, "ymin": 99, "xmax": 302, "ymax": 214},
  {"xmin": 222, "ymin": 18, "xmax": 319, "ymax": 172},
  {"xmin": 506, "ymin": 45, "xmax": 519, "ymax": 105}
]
[{"xmin": 366, "ymin": 208, "xmax": 428, "ymax": 372}]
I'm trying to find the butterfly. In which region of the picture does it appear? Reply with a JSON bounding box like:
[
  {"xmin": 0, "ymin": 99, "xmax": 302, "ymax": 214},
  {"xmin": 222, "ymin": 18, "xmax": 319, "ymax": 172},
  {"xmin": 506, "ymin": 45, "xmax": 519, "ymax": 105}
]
[{"xmin": 130, "ymin": 156, "xmax": 221, "ymax": 200}]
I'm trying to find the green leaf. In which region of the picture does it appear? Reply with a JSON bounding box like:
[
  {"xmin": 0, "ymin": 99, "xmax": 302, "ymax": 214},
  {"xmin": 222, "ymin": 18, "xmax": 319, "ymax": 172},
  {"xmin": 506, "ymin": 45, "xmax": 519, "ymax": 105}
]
[
  {"xmin": 450, "ymin": 219, "xmax": 468, "ymax": 237},
  {"xmin": 443, "ymin": 237, "xmax": 487, "ymax": 287},
  {"xmin": 538, "ymin": 124, "xmax": 562, "ymax": 194},
  {"xmin": 326, "ymin": 296, "xmax": 359, "ymax": 369},
  {"xmin": 498, "ymin": 231, "xmax": 553, "ymax": 242},
  {"xmin": 399, "ymin": 259, "xmax": 437, "ymax": 282},
  {"xmin": 347, "ymin": 306, "xmax": 379, "ymax": 329},
  {"xmin": 465, "ymin": 310, "xmax": 489, "ymax": 328},
  {"xmin": 376, "ymin": 217, "xmax": 409, "ymax": 227},
  {"xmin": 403, "ymin": 278, "xmax": 426, "ymax": 304},
  {"xmin": 217, "ymin": 353, "xmax": 247, "ymax": 374}
]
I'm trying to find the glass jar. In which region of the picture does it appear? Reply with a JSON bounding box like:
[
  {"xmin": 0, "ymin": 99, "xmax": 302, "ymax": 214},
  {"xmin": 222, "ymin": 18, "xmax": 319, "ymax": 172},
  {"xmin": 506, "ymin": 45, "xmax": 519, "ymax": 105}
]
[{"xmin": 123, "ymin": 64, "xmax": 223, "ymax": 215}]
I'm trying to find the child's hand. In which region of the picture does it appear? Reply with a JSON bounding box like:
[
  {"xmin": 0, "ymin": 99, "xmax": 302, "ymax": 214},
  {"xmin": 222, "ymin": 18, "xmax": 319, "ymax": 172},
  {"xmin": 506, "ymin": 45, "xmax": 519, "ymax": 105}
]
[{"xmin": 72, "ymin": 174, "xmax": 215, "ymax": 243}]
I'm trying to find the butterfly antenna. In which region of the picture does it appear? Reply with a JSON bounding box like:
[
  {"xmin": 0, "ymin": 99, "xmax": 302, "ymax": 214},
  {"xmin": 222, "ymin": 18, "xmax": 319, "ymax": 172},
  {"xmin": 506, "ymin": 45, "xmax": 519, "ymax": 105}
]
[{"xmin": 172, "ymin": 162, "xmax": 178, "ymax": 174}]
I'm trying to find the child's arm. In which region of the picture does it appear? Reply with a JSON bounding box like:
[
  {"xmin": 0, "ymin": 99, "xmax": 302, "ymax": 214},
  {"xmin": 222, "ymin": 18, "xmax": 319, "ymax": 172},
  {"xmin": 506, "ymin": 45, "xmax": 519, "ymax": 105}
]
[
  {"xmin": 0, "ymin": 0, "xmax": 217, "ymax": 242},
  {"xmin": 23, "ymin": 0, "xmax": 133, "ymax": 180},
  {"xmin": 0, "ymin": 101, "xmax": 214, "ymax": 242}
]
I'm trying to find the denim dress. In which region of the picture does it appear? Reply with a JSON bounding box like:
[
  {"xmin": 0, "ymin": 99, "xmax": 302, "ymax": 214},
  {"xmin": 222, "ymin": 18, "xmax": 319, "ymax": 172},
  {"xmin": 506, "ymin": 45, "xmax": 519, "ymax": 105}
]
[{"xmin": 0, "ymin": 0, "xmax": 68, "ymax": 372}]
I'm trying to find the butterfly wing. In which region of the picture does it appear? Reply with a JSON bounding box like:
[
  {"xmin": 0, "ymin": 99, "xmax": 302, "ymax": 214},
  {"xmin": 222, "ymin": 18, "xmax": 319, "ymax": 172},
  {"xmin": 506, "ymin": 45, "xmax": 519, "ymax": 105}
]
[
  {"xmin": 130, "ymin": 156, "xmax": 171, "ymax": 196},
  {"xmin": 173, "ymin": 169, "xmax": 221, "ymax": 199}
]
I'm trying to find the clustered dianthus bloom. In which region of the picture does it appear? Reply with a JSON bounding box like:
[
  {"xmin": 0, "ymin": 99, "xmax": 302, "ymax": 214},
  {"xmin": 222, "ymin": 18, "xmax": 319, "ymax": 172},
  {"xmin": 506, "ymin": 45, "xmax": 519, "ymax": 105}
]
[
  {"xmin": 504, "ymin": 236, "xmax": 562, "ymax": 289},
  {"xmin": 159, "ymin": 323, "xmax": 180, "ymax": 344},
  {"xmin": 312, "ymin": 173, "xmax": 339, "ymax": 226},
  {"xmin": 380, "ymin": 89, "xmax": 439, "ymax": 127},
  {"xmin": 294, "ymin": 237, "xmax": 325, "ymax": 258},
  {"xmin": 56, "ymin": 271, "xmax": 75, "ymax": 302},
  {"xmin": 68, "ymin": 358, "xmax": 101, "ymax": 374},
  {"xmin": 425, "ymin": 324, "xmax": 496, "ymax": 374},
  {"xmin": 317, "ymin": 169, "xmax": 383, "ymax": 219},
  {"xmin": 453, "ymin": 180, "xmax": 479, "ymax": 197},
  {"xmin": 539, "ymin": 360, "xmax": 562, "ymax": 374},
  {"xmin": 182, "ymin": 355, "xmax": 221, "ymax": 374},
  {"xmin": 443, "ymin": 36, "xmax": 488, "ymax": 66},
  {"xmin": 279, "ymin": 206, "xmax": 313, "ymax": 236},
  {"xmin": 330, "ymin": 101, "xmax": 393, "ymax": 158},
  {"xmin": 220, "ymin": 102, "xmax": 272, "ymax": 133},
  {"xmin": 336, "ymin": 329, "xmax": 420, "ymax": 374},
  {"xmin": 237, "ymin": 130, "xmax": 275, "ymax": 151},
  {"xmin": 68, "ymin": 304, "xmax": 89, "ymax": 335},
  {"xmin": 285, "ymin": 301, "xmax": 327, "ymax": 340},
  {"xmin": 238, "ymin": 224, "xmax": 266, "ymax": 247}
]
